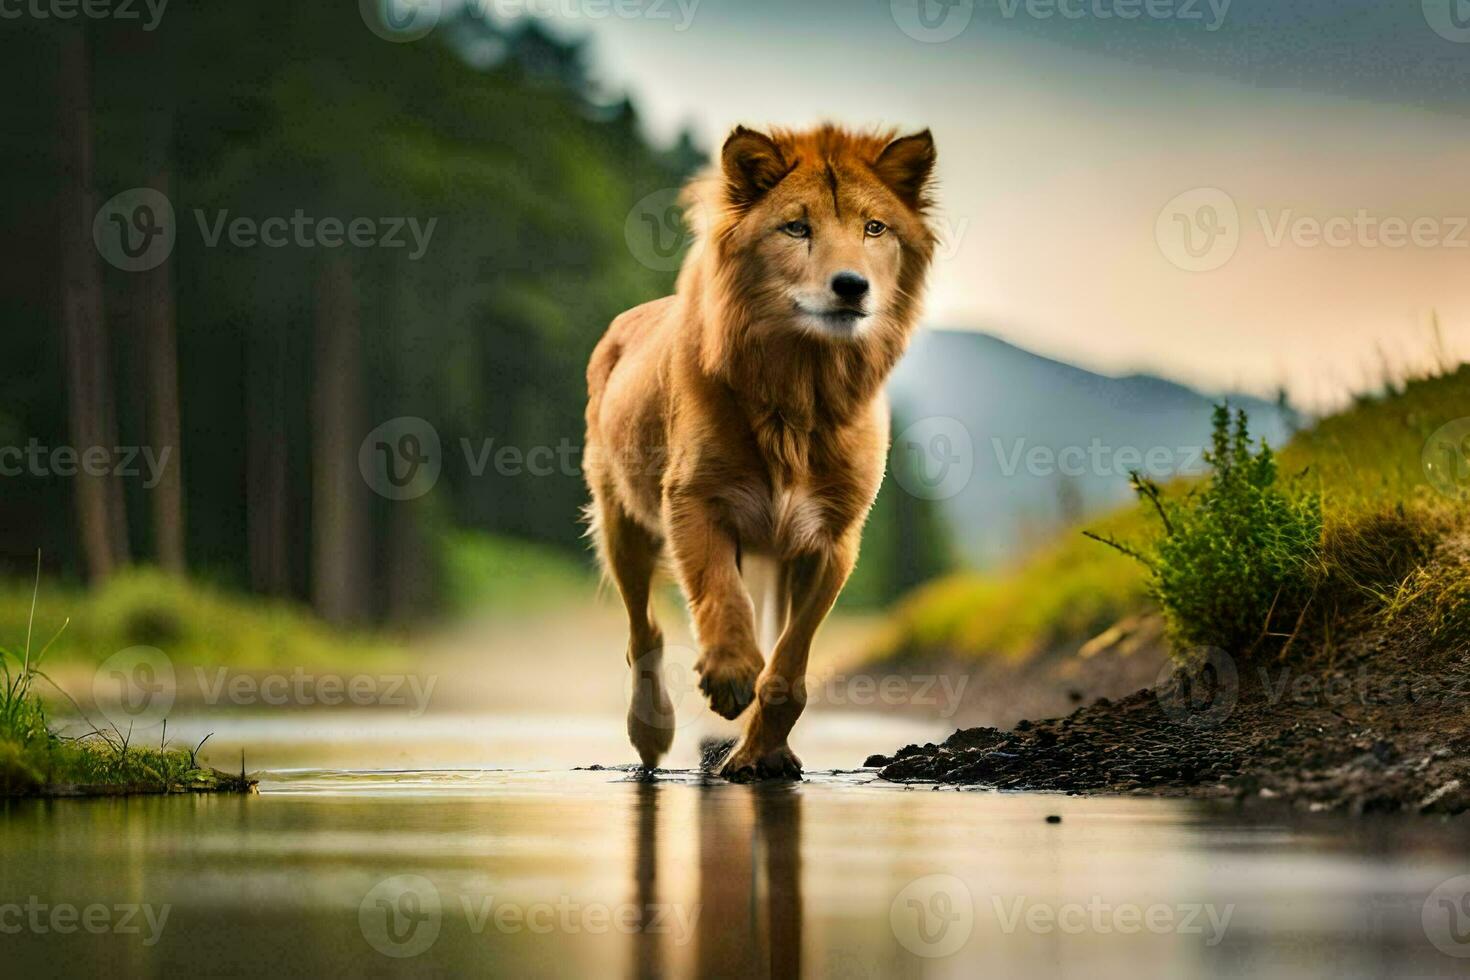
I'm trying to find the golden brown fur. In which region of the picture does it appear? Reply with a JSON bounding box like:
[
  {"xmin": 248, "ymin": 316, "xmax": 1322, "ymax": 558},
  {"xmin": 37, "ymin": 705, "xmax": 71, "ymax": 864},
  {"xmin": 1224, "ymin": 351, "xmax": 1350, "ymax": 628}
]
[{"xmin": 584, "ymin": 124, "xmax": 938, "ymax": 779}]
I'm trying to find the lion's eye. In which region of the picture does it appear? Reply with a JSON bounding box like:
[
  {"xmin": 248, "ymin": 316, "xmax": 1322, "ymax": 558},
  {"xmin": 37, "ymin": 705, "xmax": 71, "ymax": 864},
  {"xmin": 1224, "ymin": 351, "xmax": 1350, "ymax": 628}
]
[
  {"xmin": 865, "ymin": 220, "xmax": 888, "ymax": 237},
  {"xmin": 781, "ymin": 220, "xmax": 811, "ymax": 238}
]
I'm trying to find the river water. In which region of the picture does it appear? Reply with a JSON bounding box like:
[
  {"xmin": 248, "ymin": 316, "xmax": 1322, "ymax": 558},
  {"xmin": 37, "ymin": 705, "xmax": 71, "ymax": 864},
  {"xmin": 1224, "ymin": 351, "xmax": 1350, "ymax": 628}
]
[{"xmin": 4, "ymin": 702, "xmax": 1470, "ymax": 978}]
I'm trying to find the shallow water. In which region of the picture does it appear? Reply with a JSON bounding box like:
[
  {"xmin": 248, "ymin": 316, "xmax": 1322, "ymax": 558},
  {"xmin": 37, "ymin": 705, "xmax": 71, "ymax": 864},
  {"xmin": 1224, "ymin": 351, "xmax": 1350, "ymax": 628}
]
[
  {"xmin": 5, "ymin": 721, "xmax": 1470, "ymax": 978},
  {"xmin": 10, "ymin": 603, "xmax": 1470, "ymax": 978}
]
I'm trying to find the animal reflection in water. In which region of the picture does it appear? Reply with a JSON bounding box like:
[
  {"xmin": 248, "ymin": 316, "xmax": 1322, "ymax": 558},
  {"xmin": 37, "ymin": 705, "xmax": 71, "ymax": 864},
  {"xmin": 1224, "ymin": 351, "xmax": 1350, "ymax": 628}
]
[{"xmin": 628, "ymin": 780, "xmax": 802, "ymax": 979}]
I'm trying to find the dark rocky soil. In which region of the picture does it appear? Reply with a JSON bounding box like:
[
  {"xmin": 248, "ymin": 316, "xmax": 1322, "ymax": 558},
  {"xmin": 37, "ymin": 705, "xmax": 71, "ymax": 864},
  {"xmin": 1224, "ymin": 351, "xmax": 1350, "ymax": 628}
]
[{"xmin": 866, "ymin": 645, "xmax": 1470, "ymax": 816}]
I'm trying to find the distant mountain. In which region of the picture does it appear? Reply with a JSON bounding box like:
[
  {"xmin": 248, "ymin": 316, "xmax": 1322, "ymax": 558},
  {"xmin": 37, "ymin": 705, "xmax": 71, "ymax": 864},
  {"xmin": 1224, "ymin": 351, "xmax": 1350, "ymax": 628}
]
[{"xmin": 886, "ymin": 329, "xmax": 1291, "ymax": 567}]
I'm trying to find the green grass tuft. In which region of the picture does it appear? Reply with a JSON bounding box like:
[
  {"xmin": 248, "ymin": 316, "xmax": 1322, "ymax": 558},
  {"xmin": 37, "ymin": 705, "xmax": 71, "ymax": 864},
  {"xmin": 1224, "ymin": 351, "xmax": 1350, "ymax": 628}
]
[
  {"xmin": 1089, "ymin": 405, "xmax": 1323, "ymax": 656},
  {"xmin": 0, "ymin": 561, "xmax": 254, "ymax": 797}
]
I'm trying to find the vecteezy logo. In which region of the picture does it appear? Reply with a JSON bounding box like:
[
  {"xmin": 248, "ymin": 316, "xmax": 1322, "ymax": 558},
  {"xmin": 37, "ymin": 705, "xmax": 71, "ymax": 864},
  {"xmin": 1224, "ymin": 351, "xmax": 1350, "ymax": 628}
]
[
  {"xmin": 359, "ymin": 875, "xmax": 442, "ymax": 958},
  {"xmin": 359, "ymin": 417, "xmax": 442, "ymax": 501},
  {"xmin": 93, "ymin": 188, "xmax": 176, "ymax": 272},
  {"xmin": 1422, "ymin": 418, "xmax": 1470, "ymax": 501},
  {"xmin": 359, "ymin": 0, "xmax": 441, "ymax": 42},
  {"xmin": 1423, "ymin": 875, "xmax": 1470, "ymax": 957},
  {"xmin": 1155, "ymin": 646, "xmax": 1238, "ymax": 729},
  {"xmin": 890, "ymin": 0, "xmax": 975, "ymax": 43},
  {"xmin": 92, "ymin": 646, "xmax": 176, "ymax": 731},
  {"xmin": 624, "ymin": 188, "xmax": 696, "ymax": 273},
  {"xmin": 890, "ymin": 874, "xmax": 974, "ymax": 958},
  {"xmin": 891, "ymin": 417, "xmax": 974, "ymax": 501},
  {"xmin": 1156, "ymin": 188, "xmax": 1240, "ymax": 272},
  {"xmin": 1424, "ymin": 0, "xmax": 1470, "ymax": 43}
]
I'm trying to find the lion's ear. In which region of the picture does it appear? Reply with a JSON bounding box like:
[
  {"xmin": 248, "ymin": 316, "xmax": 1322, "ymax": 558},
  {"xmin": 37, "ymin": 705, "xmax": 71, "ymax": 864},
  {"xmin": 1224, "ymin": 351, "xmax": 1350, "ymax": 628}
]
[
  {"xmin": 722, "ymin": 127, "xmax": 790, "ymax": 207},
  {"xmin": 873, "ymin": 129, "xmax": 937, "ymax": 210}
]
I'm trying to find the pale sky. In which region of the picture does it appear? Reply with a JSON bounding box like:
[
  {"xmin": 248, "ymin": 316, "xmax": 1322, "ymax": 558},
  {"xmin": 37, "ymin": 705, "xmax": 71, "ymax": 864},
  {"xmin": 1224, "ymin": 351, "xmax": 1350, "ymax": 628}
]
[{"xmin": 495, "ymin": 0, "xmax": 1470, "ymax": 410}]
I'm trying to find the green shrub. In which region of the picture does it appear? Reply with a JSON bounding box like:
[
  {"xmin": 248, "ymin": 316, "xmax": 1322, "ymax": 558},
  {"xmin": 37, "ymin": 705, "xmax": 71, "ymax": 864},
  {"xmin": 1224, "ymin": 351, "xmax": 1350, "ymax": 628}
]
[{"xmin": 1089, "ymin": 405, "xmax": 1323, "ymax": 656}]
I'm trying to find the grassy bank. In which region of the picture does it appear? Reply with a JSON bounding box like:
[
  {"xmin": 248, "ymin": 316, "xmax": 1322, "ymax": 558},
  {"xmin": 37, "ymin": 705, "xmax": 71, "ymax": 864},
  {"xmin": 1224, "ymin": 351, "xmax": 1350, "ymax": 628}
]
[
  {"xmin": 0, "ymin": 729, "xmax": 255, "ymax": 798},
  {"xmin": 0, "ymin": 584, "xmax": 254, "ymax": 797},
  {"xmin": 0, "ymin": 569, "xmax": 395, "ymax": 671},
  {"xmin": 0, "ymin": 532, "xmax": 595, "ymax": 673},
  {"xmin": 0, "ymin": 532, "xmax": 596, "ymax": 796},
  {"xmin": 870, "ymin": 365, "xmax": 1470, "ymax": 665}
]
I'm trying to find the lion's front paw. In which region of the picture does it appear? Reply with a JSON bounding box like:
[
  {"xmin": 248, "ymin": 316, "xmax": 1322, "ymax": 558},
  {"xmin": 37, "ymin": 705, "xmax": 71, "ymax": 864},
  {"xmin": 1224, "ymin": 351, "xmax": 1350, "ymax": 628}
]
[
  {"xmin": 695, "ymin": 648, "xmax": 762, "ymax": 720},
  {"xmin": 719, "ymin": 741, "xmax": 803, "ymax": 782}
]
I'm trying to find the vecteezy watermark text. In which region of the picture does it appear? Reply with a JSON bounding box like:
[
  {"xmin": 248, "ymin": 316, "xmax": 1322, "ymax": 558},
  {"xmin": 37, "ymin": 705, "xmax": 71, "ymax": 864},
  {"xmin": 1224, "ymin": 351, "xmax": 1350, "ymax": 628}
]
[
  {"xmin": 92, "ymin": 646, "xmax": 438, "ymax": 731},
  {"xmin": 0, "ymin": 440, "xmax": 171, "ymax": 488},
  {"xmin": 993, "ymin": 437, "xmax": 1205, "ymax": 479},
  {"xmin": 93, "ymin": 188, "xmax": 439, "ymax": 272},
  {"xmin": 1257, "ymin": 209, "xmax": 1470, "ymax": 251},
  {"xmin": 0, "ymin": 0, "xmax": 167, "ymax": 30},
  {"xmin": 467, "ymin": 0, "xmax": 700, "ymax": 30},
  {"xmin": 1257, "ymin": 665, "xmax": 1470, "ymax": 710},
  {"xmin": 1157, "ymin": 188, "xmax": 1470, "ymax": 272},
  {"xmin": 626, "ymin": 646, "xmax": 970, "ymax": 732},
  {"xmin": 193, "ymin": 667, "xmax": 437, "ymax": 717},
  {"xmin": 358, "ymin": 875, "xmax": 700, "ymax": 958},
  {"xmin": 996, "ymin": 0, "xmax": 1229, "ymax": 29},
  {"xmin": 194, "ymin": 210, "xmax": 437, "ymax": 261},
  {"xmin": 359, "ymin": 415, "xmax": 586, "ymax": 501},
  {"xmin": 890, "ymin": 0, "xmax": 1229, "ymax": 43},
  {"xmin": 888, "ymin": 874, "xmax": 1233, "ymax": 959},
  {"xmin": 991, "ymin": 895, "xmax": 1234, "ymax": 944},
  {"xmin": 361, "ymin": 0, "xmax": 699, "ymax": 43},
  {"xmin": 0, "ymin": 898, "xmax": 170, "ymax": 946}
]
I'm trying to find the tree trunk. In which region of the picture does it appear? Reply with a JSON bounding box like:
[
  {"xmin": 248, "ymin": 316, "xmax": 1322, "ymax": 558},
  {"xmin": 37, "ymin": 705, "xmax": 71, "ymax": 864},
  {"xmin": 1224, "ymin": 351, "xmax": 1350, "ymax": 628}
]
[
  {"xmin": 57, "ymin": 27, "xmax": 128, "ymax": 582},
  {"xmin": 311, "ymin": 255, "xmax": 370, "ymax": 625},
  {"xmin": 140, "ymin": 166, "xmax": 186, "ymax": 574},
  {"xmin": 382, "ymin": 274, "xmax": 434, "ymax": 624},
  {"xmin": 386, "ymin": 498, "xmax": 433, "ymax": 624},
  {"xmin": 247, "ymin": 322, "xmax": 291, "ymax": 596}
]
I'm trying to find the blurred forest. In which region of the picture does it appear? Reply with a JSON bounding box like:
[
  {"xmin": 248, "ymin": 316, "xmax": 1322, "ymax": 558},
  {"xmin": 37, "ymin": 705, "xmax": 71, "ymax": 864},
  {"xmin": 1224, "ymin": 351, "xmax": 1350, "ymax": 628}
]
[{"xmin": 0, "ymin": 5, "xmax": 949, "ymax": 627}]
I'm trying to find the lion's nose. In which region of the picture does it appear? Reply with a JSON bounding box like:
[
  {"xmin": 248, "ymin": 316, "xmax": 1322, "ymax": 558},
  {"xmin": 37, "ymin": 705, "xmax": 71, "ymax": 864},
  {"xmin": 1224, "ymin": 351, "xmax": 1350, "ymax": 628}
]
[{"xmin": 830, "ymin": 271, "xmax": 870, "ymax": 299}]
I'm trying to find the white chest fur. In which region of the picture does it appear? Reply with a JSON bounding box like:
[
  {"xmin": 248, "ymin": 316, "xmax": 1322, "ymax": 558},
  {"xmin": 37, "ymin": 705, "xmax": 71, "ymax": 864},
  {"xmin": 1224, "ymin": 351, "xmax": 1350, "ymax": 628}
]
[{"xmin": 772, "ymin": 483, "xmax": 828, "ymax": 555}]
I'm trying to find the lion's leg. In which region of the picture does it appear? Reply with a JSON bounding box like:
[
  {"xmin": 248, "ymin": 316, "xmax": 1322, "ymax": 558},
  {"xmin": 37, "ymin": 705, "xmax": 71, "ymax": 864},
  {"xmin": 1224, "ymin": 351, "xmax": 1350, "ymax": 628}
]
[
  {"xmin": 663, "ymin": 488, "xmax": 765, "ymax": 721},
  {"xmin": 721, "ymin": 532, "xmax": 858, "ymax": 781},
  {"xmin": 596, "ymin": 494, "xmax": 673, "ymax": 768}
]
